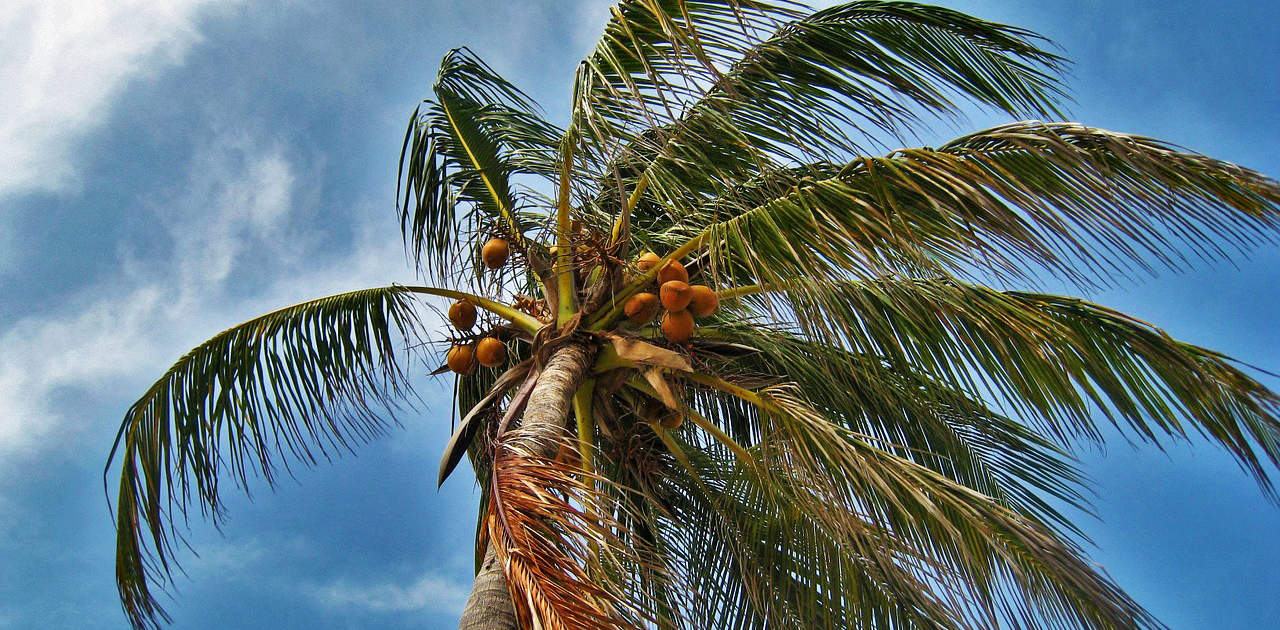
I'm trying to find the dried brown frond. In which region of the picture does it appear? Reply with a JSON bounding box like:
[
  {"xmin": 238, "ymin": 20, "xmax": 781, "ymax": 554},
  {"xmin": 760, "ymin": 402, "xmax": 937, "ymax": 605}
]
[{"xmin": 488, "ymin": 441, "xmax": 675, "ymax": 630}]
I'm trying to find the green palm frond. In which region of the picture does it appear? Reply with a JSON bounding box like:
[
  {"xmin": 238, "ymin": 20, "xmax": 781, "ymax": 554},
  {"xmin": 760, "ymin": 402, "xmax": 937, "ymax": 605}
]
[
  {"xmin": 570, "ymin": 1, "xmax": 798, "ymax": 154},
  {"xmin": 690, "ymin": 122, "xmax": 1280, "ymax": 290},
  {"xmin": 593, "ymin": 376, "xmax": 1145, "ymax": 629},
  {"xmin": 106, "ymin": 286, "xmax": 429, "ymax": 630},
  {"xmin": 653, "ymin": 430, "xmax": 967, "ymax": 629},
  {"xmin": 589, "ymin": 119, "xmax": 1280, "ymax": 329},
  {"xmin": 724, "ymin": 276, "xmax": 1280, "ymax": 496},
  {"xmin": 579, "ymin": 0, "xmax": 1068, "ymax": 238},
  {"xmin": 574, "ymin": 0, "xmax": 1063, "ymax": 160},
  {"xmin": 698, "ymin": 323, "xmax": 1092, "ymax": 537},
  {"xmin": 398, "ymin": 47, "xmax": 562, "ymax": 281},
  {"xmin": 679, "ymin": 379, "xmax": 1164, "ymax": 629}
]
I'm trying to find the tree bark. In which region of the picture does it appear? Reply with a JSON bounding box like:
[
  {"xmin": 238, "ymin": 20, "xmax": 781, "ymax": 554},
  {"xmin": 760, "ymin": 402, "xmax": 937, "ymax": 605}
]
[{"xmin": 457, "ymin": 342, "xmax": 594, "ymax": 630}]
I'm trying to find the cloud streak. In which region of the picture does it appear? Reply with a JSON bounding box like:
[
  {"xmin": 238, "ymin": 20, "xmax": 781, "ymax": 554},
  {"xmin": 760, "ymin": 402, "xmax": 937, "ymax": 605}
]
[
  {"xmin": 306, "ymin": 569, "xmax": 470, "ymax": 615},
  {"xmin": 0, "ymin": 0, "xmax": 243, "ymax": 198},
  {"xmin": 0, "ymin": 127, "xmax": 411, "ymax": 458}
]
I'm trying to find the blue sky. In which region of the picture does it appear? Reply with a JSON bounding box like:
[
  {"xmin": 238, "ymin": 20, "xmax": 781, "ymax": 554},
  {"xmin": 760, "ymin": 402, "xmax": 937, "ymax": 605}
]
[{"xmin": 1, "ymin": 1, "xmax": 1277, "ymax": 628}]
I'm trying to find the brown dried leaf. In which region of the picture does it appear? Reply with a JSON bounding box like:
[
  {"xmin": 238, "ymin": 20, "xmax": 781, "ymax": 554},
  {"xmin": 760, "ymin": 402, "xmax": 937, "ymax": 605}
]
[
  {"xmin": 605, "ymin": 333, "xmax": 692, "ymax": 372},
  {"xmin": 644, "ymin": 367, "xmax": 681, "ymax": 410}
]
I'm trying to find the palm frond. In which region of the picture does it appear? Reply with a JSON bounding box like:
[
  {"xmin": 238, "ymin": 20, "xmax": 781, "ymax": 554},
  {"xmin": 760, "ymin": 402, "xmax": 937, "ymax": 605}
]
[
  {"xmin": 105, "ymin": 286, "xmax": 425, "ymax": 630},
  {"xmin": 692, "ymin": 122, "xmax": 1280, "ymax": 290},
  {"xmin": 570, "ymin": 1, "xmax": 800, "ymax": 155},
  {"xmin": 653, "ymin": 429, "xmax": 970, "ymax": 629},
  {"xmin": 398, "ymin": 47, "xmax": 562, "ymax": 281},
  {"xmin": 580, "ymin": 0, "xmax": 1069, "ymax": 240},
  {"xmin": 726, "ymin": 276, "xmax": 1280, "ymax": 497},
  {"xmin": 681, "ymin": 378, "xmax": 1165, "ymax": 629},
  {"xmin": 698, "ymin": 323, "xmax": 1092, "ymax": 538},
  {"xmin": 487, "ymin": 441, "xmax": 666, "ymax": 629}
]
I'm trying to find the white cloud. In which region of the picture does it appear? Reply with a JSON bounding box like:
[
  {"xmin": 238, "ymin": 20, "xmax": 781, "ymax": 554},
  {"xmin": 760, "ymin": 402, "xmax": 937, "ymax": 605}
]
[
  {"xmin": 306, "ymin": 569, "xmax": 470, "ymax": 615},
  {"xmin": 0, "ymin": 129, "xmax": 411, "ymax": 458},
  {"xmin": 0, "ymin": 0, "xmax": 241, "ymax": 198},
  {"xmin": 569, "ymin": 0, "xmax": 613, "ymax": 57}
]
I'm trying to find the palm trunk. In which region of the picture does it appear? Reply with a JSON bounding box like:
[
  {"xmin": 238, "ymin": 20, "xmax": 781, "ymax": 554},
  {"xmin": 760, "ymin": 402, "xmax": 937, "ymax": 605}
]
[{"xmin": 457, "ymin": 342, "xmax": 594, "ymax": 630}]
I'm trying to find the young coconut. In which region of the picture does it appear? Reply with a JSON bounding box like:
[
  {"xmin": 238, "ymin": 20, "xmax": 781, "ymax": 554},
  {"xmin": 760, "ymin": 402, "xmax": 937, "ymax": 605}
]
[
  {"xmin": 660, "ymin": 281, "xmax": 692, "ymax": 311},
  {"xmin": 624, "ymin": 292, "xmax": 661, "ymax": 324},
  {"xmin": 636, "ymin": 251, "xmax": 661, "ymax": 271},
  {"xmin": 448, "ymin": 300, "xmax": 477, "ymax": 330},
  {"xmin": 659, "ymin": 410, "xmax": 685, "ymax": 430},
  {"xmin": 475, "ymin": 337, "xmax": 507, "ymax": 368},
  {"xmin": 688, "ymin": 285, "xmax": 719, "ymax": 318},
  {"xmin": 446, "ymin": 344, "xmax": 476, "ymax": 374},
  {"xmin": 481, "ymin": 238, "xmax": 510, "ymax": 269},
  {"xmin": 661, "ymin": 309, "xmax": 695, "ymax": 343},
  {"xmin": 657, "ymin": 259, "xmax": 689, "ymax": 284}
]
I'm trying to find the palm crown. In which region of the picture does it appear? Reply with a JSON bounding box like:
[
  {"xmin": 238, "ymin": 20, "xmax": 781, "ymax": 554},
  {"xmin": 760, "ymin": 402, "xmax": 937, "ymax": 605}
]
[{"xmin": 108, "ymin": 2, "xmax": 1280, "ymax": 629}]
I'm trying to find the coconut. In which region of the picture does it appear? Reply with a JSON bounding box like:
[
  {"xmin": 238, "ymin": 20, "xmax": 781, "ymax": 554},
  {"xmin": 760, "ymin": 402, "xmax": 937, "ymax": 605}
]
[
  {"xmin": 661, "ymin": 309, "xmax": 694, "ymax": 343},
  {"xmin": 446, "ymin": 344, "xmax": 476, "ymax": 374},
  {"xmin": 636, "ymin": 251, "xmax": 661, "ymax": 271},
  {"xmin": 448, "ymin": 300, "xmax": 477, "ymax": 330},
  {"xmin": 624, "ymin": 292, "xmax": 661, "ymax": 324},
  {"xmin": 481, "ymin": 238, "xmax": 510, "ymax": 269},
  {"xmin": 687, "ymin": 285, "xmax": 719, "ymax": 318},
  {"xmin": 657, "ymin": 259, "xmax": 689, "ymax": 284},
  {"xmin": 660, "ymin": 281, "xmax": 692, "ymax": 311},
  {"xmin": 475, "ymin": 337, "xmax": 507, "ymax": 367},
  {"xmin": 659, "ymin": 411, "xmax": 685, "ymax": 430}
]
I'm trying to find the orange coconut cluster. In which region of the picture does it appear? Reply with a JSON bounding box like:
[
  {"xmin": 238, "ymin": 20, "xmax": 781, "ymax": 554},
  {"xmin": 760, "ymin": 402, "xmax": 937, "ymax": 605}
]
[
  {"xmin": 444, "ymin": 238, "xmax": 513, "ymax": 375},
  {"xmin": 443, "ymin": 241, "xmax": 718, "ymax": 374},
  {"xmin": 624, "ymin": 252, "xmax": 718, "ymax": 343}
]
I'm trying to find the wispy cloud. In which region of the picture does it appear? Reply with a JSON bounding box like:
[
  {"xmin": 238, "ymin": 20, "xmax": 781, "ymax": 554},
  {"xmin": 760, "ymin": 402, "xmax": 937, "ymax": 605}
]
[
  {"xmin": 568, "ymin": 0, "xmax": 613, "ymax": 58},
  {"xmin": 305, "ymin": 569, "xmax": 470, "ymax": 615},
  {"xmin": 0, "ymin": 0, "xmax": 242, "ymax": 198},
  {"xmin": 0, "ymin": 128, "xmax": 410, "ymax": 458}
]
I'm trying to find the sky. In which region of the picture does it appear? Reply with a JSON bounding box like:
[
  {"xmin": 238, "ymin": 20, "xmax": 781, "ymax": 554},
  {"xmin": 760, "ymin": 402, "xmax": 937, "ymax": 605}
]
[{"xmin": 0, "ymin": 1, "xmax": 1277, "ymax": 628}]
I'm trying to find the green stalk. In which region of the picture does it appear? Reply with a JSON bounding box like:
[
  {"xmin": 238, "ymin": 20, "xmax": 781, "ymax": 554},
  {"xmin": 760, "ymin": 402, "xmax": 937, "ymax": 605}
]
[
  {"xmin": 681, "ymin": 406, "xmax": 755, "ymax": 467},
  {"xmin": 608, "ymin": 172, "xmax": 650, "ymax": 248},
  {"xmin": 647, "ymin": 423, "xmax": 705, "ymax": 486},
  {"xmin": 439, "ymin": 96, "xmax": 523, "ymax": 243},
  {"xmin": 573, "ymin": 378, "xmax": 597, "ymax": 477},
  {"xmin": 403, "ymin": 286, "xmax": 541, "ymax": 334},
  {"xmin": 556, "ymin": 133, "xmax": 578, "ymax": 326},
  {"xmin": 682, "ymin": 372, "xmax": 775, "ymax": 411},
  {"xmin": 718, "ymin": 283, "xmax": 774, "ymax": 300}
]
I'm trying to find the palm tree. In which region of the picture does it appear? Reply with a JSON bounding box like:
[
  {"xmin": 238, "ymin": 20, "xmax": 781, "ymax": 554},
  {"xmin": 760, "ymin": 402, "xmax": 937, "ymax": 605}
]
[{"xmin": 105, "ymin": 2, "xmax": 1280, "ymax": 629}]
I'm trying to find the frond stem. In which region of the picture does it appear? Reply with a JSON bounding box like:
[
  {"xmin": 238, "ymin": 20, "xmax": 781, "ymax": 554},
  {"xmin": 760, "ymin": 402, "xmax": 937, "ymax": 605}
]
[
  {"xmin": 403, "ymin": 285, "xmax": 542, "ymax": 334},
  {"xmin": 609, "ymin": 172, "xmax": 650, "ymax": 248},
  {"xmin": 556, "ymin": 132, "xmax": 578, "ymax": 325},
  {"xmin": 438, "ymin": 95, "xmax": 525, "ymax": 246},
  {"xmin": 682, "ymin": 372, "xmax": 775, "ymax": 412}
]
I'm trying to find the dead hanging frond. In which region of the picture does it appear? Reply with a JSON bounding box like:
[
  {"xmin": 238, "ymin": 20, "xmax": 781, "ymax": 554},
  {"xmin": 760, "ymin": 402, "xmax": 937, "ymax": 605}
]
[{"xmin": 487, "ymin": 437, "xmax": 677, "ymax": 630}]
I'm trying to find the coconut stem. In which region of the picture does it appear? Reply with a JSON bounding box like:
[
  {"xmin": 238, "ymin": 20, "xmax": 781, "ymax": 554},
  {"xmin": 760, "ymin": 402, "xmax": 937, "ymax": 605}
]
[
  {"xmin": 555, "ymin": 131, "xmax": 578, "ymax": 326},
  {"xmin": 402, "ymin": 286, "xmax": 541, "ymax": 334}
]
